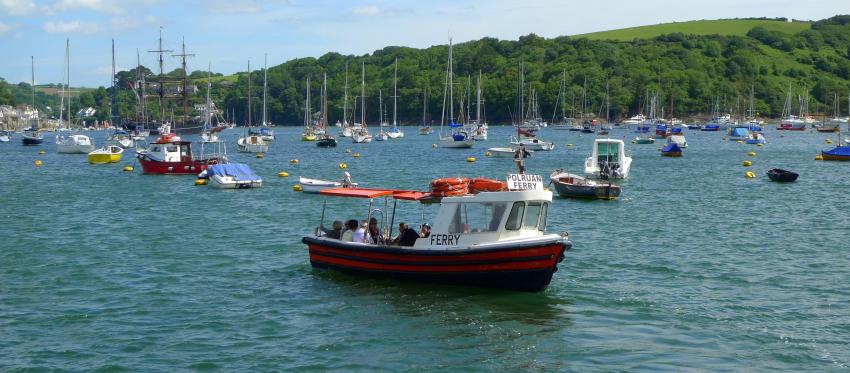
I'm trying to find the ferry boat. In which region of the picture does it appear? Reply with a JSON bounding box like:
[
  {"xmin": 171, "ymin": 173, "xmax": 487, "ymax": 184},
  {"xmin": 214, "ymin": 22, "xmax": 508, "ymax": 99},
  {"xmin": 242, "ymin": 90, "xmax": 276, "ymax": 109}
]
[
  {"xmin": 136, "ymin": 134, "xmax": 224, "ymax": 175},
  {"xmin": 302, "ymin": 176, "xmax": 571, "ymax": 292}
]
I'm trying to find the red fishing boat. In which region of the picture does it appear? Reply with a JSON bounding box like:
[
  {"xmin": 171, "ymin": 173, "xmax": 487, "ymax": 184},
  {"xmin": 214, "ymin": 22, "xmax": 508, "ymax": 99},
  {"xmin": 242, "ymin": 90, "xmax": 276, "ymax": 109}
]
[
  {"xmin": 302, "ymin": 176, "xmax": 572, "ymax": 292},
  {"xmin": 136, "ymin": 133, "xmax": 225, "ymax": 175}
]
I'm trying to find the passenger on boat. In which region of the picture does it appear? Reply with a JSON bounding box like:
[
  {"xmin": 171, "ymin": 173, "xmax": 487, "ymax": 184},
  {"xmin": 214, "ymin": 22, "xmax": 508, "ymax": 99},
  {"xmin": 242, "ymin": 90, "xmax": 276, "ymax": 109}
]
[
  {"xmin": 341, "ymin": 219, "xmax": 358, "ymax": 242},
  {"xmin": 368, "ymin": 217, "xmax": 384, "ymax": 244},
  {"xmin": 419, "ymin": 223, "xmax": 431, "ymax": 238},
  {"xmin": 393, "ymin": 222, "xmax": 420, "ymax": 247},
  {"xmin": 319, "ymin": 220, "xmax": 343, "ymax": 239},
  {"xmin": 514, "ymin": 144, "xmax": 531, "ymax": 174},
  {"xmin": 353, "ymin": 221, "xmax": 368, "ymax": 243}
]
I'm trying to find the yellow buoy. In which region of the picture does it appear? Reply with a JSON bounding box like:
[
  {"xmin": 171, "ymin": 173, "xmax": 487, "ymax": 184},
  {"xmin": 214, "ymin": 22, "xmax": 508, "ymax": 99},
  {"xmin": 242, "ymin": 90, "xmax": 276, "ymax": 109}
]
[
  {"xmin": 345, "ymin": 148, "xmax": 352, "ymax": 153},
  {"xmin": 278, "ymin": 171, "xmax": 289, "ymax": 177},
  {"xmin": 466, "ymin": 157, "xmax": 476, "ymax": 163},
  {"xmin": 736, "ymin": 140, "xmax": 744, "ymax": 144},
  {"xmin": 293, "ymin": 184, "xmax": 303, "ymax": 192},
  {"xmin": 256, "ymin": 153, "xmax": 265, "ymax": 159},
  {"xmin": 567, "ymin": 144, "xmax": 573, "ymax": 148},
  {"xmin": 745, "ymin": 171, "xmax": 756, "ymax": 179},
  {"xmin": 757, "ymin": 143, "xmax": 764, "ymax": 147},
  {"xmin": 290, "ymin": 159, "xmax": 299, "ymax": 164},
  {"xmin": 339, "ymin": 162, "xmax": 348, "ymax": 169},
  {"xmin": 353, "ymin": 153, "xmax": 361, "ymax": 158},
  {"xmin": 34, "ymin": 160, "xmax": 43, "ymax": 166},
  {"xmin": 826, "ymin": 139, "xmax": 833, "ymax": 144},
  {"xmin": 432, "ymin": 144, "xmax": 438, "ymax": 148},
  {"xmin": 815, "ymin": 154, "xmax": 824, "ymax": 161},
  {"xmin": 742, "ymin": 160, "xmax": 752, "ymax": 167},
  {"xmin": 123, "ymin": 165, "xmax": 134, "ymax": 172},
  {"xmin": 38, "ymin": 150, "xmax": 46, "ymax": 155},
  {"xmin": 631, "ymin": 140, "xmax": 636, "ymax": 144},
  {"xmin": 195, "ymin": 179, "xmax": 207, "ymax": 186},
  {"xmin": 484, "ymin": 151, "xmax": 492, "ymax": 157},
  {"xmin": 747, "ymin": 151, "xmax": 756, "ymax": 157}
]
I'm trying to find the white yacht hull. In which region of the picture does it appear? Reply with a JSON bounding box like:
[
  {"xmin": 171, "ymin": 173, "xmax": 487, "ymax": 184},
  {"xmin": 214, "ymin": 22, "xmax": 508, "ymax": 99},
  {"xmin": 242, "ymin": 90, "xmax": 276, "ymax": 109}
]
[
  {"xmin": 211, "ymin": 175, "xmax": 263, "ymax": 189},
  {"xmin": 440, "ymin": 137, "xmax": 474, "ymax": 148}
]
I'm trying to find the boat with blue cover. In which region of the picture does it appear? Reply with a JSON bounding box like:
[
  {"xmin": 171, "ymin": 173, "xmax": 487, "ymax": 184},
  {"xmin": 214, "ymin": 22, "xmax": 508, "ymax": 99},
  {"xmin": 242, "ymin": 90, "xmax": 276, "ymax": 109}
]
[
  {"xmin": 199, "ymin": 163, "xmax": 262, "ymax": 189},
  {"xmin": 727, "ymin": 126, "xmax": 751, "ymax": 141},
  {"xmin": 661, "ymin": 142, "xmax": 682, "ymax": 157},
  {"xmin": 821, "ymin": 144, "xmax": 850, "ymax": 161}
]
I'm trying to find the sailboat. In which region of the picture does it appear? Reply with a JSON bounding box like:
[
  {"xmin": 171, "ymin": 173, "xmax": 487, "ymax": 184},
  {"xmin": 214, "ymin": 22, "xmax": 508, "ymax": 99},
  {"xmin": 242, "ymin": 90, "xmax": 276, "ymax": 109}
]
[
  {"xmin": 338, "ymin": 63, "xmax": 353, "ymax": 137},
  {"xmin": 374, "ymin": 90, "xmax": 389, "ymax": 141},
  {"xmin": 778, "ymin": 83, "xmax": 806, "ymax": 131},
  {"xmin": 744, "ymin": 83, "xmax": 763, "ymax": 132},
  {"xmin": 419, "ymin": 87, "xmax": 433, "ymax": 135},
  {"xmin": 249, "ymin": 54, "xmax": 275, "ymax": 141},
  {"xmin": 352, "ymin": 62, "xmax": 372, "ymax": 143},
  {"xmin": 317, "ymin": 73, "xmax": 337, "ymax": 147},
  {"xmin": 22, "ymin": 56, "xmax": 44, "ymax": 146},
  {"xmin": 56, "ymin": 39, "xmax": 95, "ymax": 154},
  {"xmin": 200, "ymin": 66, "xmax": 225, "ymax": 143},
  {"xmin": 301, "ymin": 76, "xmax": 318, "ymax": 141},
  {"xmin": 509, "ymin": 61, "xmax": 553, "ymax": 151},
  {"xmin": 236, "ymin": 60, "xmax": 269, "ymax": 153},
  {"xmin": 818, "ymin": 93, "xmax": 842, "ymax": 133},
  {"xmin": 439, "ymin": 38, "xmax": 474, "ymax": 148},
  {"xmin": 551, "ymin": 70, "xmax": 578, "ymax": 130},
  {"xmin": 387, "ymin": 58, "xmax": 404, "ymax": 139},
  {"xmin": 88, "ymin": 40, "xmax": 124, "ymax": 163}
]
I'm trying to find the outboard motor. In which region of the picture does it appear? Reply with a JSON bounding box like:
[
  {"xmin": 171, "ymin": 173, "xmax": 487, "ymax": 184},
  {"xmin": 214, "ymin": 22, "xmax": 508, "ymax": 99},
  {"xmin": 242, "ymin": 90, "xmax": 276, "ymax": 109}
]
[{"xmin": 598, "ymin": 160, "xmax": 610, "ymax": 180}]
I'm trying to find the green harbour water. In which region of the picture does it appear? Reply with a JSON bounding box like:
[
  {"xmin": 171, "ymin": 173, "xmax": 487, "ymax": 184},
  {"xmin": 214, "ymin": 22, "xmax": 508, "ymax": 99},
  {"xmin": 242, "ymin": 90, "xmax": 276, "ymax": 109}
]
[{"xmin": 1, "ymin": 126, "xmax": 848, "ymax": 371}]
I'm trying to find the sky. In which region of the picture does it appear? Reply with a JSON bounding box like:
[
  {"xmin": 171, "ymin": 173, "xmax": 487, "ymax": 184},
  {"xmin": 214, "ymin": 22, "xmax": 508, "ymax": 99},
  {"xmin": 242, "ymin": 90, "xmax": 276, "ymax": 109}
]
[{"xmin": 0, "ymin": 0, "xmax": 847, "ymax": 87}]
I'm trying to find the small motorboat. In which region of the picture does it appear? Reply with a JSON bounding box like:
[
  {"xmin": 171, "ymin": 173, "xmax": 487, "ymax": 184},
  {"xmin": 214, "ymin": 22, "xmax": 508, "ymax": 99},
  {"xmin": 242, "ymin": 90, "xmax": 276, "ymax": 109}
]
[
  {"xmin": 136, "ymin": 133, "xmax": 224, "ymax": 174},
  {"xmin": 88, "ymin": 145, "xmax": 124, "ymax": 164},
  {"xmin": 584, "ymin": 139, "xmax": 632, "ymax": 178},
  {"xmin": 199, "ymin": 163, "xmax": 263, "ymax": 189},
  {"xmin": 352, "ymin": 128, "xmax": 373, "ymax": 143},
  {"xmin": 236, "ymin": 135, "xmax": 269, "ymax": 153},
  {"xmin": 299, "ymin": 173, "xmax": 358, "ymax": 193},
  {"xmin": 487, "ymin": 147, "xmax": 531, "ymax": 158},
  {"xmin": 550, "ymin": 170, "xmax": 620, "ymax": 200},
  {"xmin": 317, "ymin": 136, "xmax": 337, "ymax": 147},
  {"xmin": 22, "ymin": 128, "xmax": 43, "ymax": 146},
  {"xmin": 633, "ymin": 136, "xmax": 655, "ymax": 144},
  {"xmin": 374, "ymin": 131, "xmax": 389, "ymax": 141},
  {"xmin": 108, "ymin": 129, "xmax": 134, "ymax": 148},
  {"xmin": 661, "ymin": 142, "xmax": 683, "ymax": 157},
  {"xmin": 509, "ymin": 136, "xmax": 554, "ymax": 151},
  {"xmin": 667, "ymin": 134, "xmax": 688, "ymax": 148},
  {"xmin": 0, "ymin": 130, "xmax": 12, "ymax": 142},
  {"xmin": 56, "ymin": 134, "xmax": 95, "ymax": 154},
  {"xmin": 766, "ymin": 168, "xmax": 798, "ymax": 182},
  {"xmin": 302, "ymin": 177, "xmax": 572, "ymax": 292},
  {"xmin": 687, "ymin": 123, "xmax": 702, "ymax": 130},
  {"xmin": 301, "ymin": 131, "xmax": 318, "ymax": 141},
  {"xmin": 745, "ymin": 133, "xmax": 766, "ymax": 145}
]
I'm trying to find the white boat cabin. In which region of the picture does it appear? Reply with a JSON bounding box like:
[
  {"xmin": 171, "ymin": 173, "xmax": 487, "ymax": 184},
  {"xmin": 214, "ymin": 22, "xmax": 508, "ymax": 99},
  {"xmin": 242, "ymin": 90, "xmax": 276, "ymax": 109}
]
[
  {"xmin": 584, "ymin": 138, "xmax": 632, "ymax": 178},
  {"xmin": 417, "ymin": 190, "xmax": 552, "ymax": 249}
]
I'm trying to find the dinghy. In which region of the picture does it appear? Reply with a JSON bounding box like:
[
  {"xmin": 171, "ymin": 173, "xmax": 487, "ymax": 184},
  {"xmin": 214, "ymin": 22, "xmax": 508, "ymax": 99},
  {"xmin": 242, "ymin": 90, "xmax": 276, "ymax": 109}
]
[
  {"xmin": 88, "ymin": 145, "xmax": 124, "ymax": 164},
  {"xmin": 550, "ymin": 170, "xmax": 620, "ymax": 200},
  {"xmin": 766, "ymin": 168, "xmax": 798, "ymax": 182},
  {"xmin": 299, "ymin": 173, "xmax": 358, "ymax": 193}
]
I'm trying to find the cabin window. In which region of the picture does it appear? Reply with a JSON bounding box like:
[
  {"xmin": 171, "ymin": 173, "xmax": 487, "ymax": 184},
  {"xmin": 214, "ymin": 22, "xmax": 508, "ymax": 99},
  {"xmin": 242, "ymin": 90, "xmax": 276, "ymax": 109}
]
[
  {"xmin": 150, "ymin": 145, "xmax": 161, "ymax": 153},
  {"xmin": 539, "ymin": 202, "xmax": 549, "ymax": 232},
  {"xmin": 598, "ymin": 142, "xmax": 619, "ymax": 164},
  {"xmin": 166, "ymin": 145, "xmax": 178, "ymax": 153},
  {"xmin": 448, "ymin": 202, "xmax": 509, "ymax": 234},
  {"xmin": 505, "ymin": 202, "xmax": 525, "ymax": 231},
  {"xmin": 523, "ymin": 202, "xmax": 542, "ymax": 229}
]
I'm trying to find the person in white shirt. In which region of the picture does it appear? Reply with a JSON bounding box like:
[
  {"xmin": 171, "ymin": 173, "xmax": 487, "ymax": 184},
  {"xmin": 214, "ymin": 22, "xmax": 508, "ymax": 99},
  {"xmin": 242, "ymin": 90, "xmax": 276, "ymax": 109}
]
[{"xmin": 353, "ymin": 221, "xmax": 368, "ymax": 243}]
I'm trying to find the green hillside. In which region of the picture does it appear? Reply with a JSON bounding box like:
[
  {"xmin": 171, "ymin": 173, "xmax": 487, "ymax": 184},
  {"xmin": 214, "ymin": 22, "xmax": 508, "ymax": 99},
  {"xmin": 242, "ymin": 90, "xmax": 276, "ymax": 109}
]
[{"xmin": 576, "ymin": 18, "xmax": 811, "ymax": 41}]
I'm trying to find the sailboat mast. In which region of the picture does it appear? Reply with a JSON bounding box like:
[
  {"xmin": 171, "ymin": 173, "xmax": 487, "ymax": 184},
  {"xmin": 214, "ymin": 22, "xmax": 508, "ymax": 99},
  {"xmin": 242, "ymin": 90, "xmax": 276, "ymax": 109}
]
[
  {"xmin": 206, "ymin": 64, "xmax": 212, "ymax": 129},
  {"xmin": 306, "ymin": 76, "xmax": 311, "ymax": 128},
  {"xmin": 67, "ymin": 40, "xmax": 71, "ymax": 128},
  {"xmin": 322, "ymin": 72, "xmax": 328, "ymax": 130},
  {"xmin": 448, "ymin": 38, "xmax": 454, "ymax": 123},
  {"xmin": 31, "ymin": 56, "xmax": 36, "ymax": 129},
  {"xmin": 138, "ymin": 49, "xmax": 147, "ymax": 127},
  {"xmin": 361, "ymin": 62, "xmax": 366, "ymax": 127},
  {"xmin": 263, "ymin": 53, "xmax": 268, "ymax": 126},
  {"xmin": 110, "ymin": 39, "xmax": 118, "ymax": 128},
  {"xmin": 247, "ymin": 60, "xmax": 252, "ymax": 127},
  {"xmin": 393, "ymin": 57, "xmax": 398, "ymax": 126},
  {"xmin": 476, "ymin": 71, "xmax": 482, "ymax": 123},
  {"xmin": 343, "ymin": 63, "xmax": 349, "ymax": 126},
  {"xmin": 59, "ymin": 39, "xmax": 67, "ymax": 126},
  {"xmin": 606, "ymin": 80, "xmax": 610, "ymax": 123}
]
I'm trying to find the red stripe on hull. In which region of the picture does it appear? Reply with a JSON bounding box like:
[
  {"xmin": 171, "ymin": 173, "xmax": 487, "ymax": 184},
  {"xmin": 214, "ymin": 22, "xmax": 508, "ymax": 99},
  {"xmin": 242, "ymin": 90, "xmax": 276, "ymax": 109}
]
[
  {"xmin": 138, "ymin": 158, "xmax": 219, "ymax": 175},
  {"xmin": 308, "ymin": 244, "xmax": 562, "ymax": 264}
]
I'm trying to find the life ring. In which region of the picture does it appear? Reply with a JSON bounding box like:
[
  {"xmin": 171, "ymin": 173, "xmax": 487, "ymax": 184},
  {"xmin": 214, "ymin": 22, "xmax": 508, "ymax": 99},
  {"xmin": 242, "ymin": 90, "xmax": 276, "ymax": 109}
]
[
  {"xmin": 430, "ymin": 177, "xmax": 468, "ymax": 188},
  {"xmin": 431, "ymin": 188, "xmax": 468, "ymax": 197},
  {"xmin": 469, "ymin": 178, "xmax": 507, "ymax": 192}
]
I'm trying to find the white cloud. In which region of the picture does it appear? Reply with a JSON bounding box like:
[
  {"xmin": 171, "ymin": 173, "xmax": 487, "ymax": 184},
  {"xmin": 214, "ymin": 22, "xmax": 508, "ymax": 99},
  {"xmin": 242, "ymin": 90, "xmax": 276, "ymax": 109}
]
[
  {"xmin": 352, "ymin": 5, "xmax": 380, "ymax": 16},
  {"xmin": 51, "ymin": 0, "xmax": 124, "ymax": 14},
  {"xmin": 0, "ymin": 0, "xmax": 37, "ymax": 15},
  {"xmin": 0, "ymin": 22, "xmax": 10, "ymax": 34},
  {"xmin": 42, "ymin": 19, "xmax": 100, "ymax": 34}
]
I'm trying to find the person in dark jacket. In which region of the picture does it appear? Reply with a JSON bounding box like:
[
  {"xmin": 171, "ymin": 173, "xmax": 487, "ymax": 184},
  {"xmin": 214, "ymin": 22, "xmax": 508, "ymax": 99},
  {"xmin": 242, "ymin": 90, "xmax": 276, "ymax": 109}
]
[
  {"xmin": 394, "ymin": 222, "xmax": 420, "ymax": 247},
  {"xmin": 319, "ymin": 220, "xmax": 344, "ymax": 239}
]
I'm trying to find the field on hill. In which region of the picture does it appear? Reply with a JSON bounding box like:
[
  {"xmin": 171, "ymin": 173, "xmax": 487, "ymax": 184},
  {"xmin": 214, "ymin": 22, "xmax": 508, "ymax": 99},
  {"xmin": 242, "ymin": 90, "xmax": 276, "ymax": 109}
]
[{"xmin": 575, "ymin": 19, "xmax": 811, "ymax": 41}]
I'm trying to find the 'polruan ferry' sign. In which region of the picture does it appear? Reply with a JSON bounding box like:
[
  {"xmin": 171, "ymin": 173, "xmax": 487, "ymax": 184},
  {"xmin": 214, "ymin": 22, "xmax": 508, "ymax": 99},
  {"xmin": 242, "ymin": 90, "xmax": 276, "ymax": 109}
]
[{"xmin": 506, "ymin": 174, "xmax": 544, "ymax": 191}]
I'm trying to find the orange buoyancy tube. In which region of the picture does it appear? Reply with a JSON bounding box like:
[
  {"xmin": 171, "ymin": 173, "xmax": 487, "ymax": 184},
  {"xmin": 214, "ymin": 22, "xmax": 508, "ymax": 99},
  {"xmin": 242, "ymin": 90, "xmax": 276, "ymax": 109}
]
[
  {"xmin": 431, "ymin": 187, "xmax": 469, "ymax": 197},
  {"xmin": 469, "ymin": 178, "xmax": 508, "ymax": 193}
]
